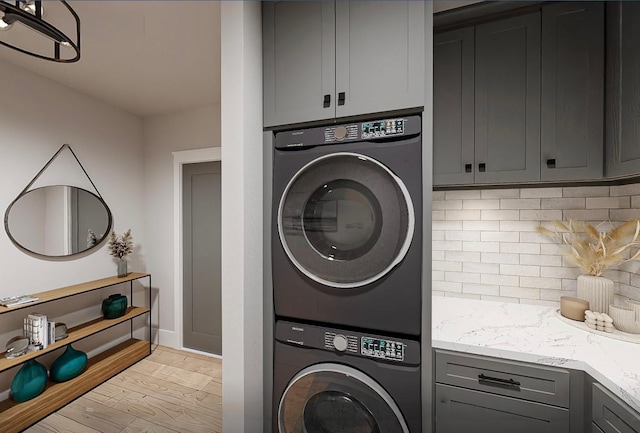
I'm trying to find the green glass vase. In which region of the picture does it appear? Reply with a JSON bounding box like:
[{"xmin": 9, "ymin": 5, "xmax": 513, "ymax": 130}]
[
  {"xmin": 50, "ymin": 344, "xmax": 87, "ymax": 382},
  {"xmin": 11, "ymin": 359, "xmax": 48, "ymax": 402}
]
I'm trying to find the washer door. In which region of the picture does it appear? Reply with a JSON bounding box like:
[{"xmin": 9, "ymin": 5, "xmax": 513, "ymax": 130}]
[
  {"xmin": 278, "ymin": 152, "xmax": 414, "ymax": 288},
  {"xmin": 278, "ymin": 363, "xmax": 409, "ymax": 433}
]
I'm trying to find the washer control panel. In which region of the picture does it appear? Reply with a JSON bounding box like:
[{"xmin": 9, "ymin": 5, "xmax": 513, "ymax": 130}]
[
  {"xmin": 361, "ymin": 118, "xmax": 405, "ymax": 139},
  {"xmin": 361, "ymin": 336, "xmax": 405, "ymax": 362},
  {"xmin": 324, "ymin": 332, "xmax": 358, "ymax": 354},
  {"xmin": 324, "ymin": 124, "xmax": 359, "ymax": 143}
]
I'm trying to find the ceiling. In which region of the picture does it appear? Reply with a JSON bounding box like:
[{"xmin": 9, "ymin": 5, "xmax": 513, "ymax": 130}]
[{"xmin": 0, "ymin": 1, "xmax": 221, "ymax": 118}]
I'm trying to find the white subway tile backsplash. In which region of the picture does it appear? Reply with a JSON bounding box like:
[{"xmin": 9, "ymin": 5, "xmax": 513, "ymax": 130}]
[
  {"xmin": 463, "ymin": 199, "xmax": 500, "ymax": 210},
  {"xmin": 445, "ymin": 251, "xmax": 481, "ymax": 263},
  {"xmin": 520, "ymin": 254, "xmax": 562, "ymax": 267},
  {"xmin": 481, "ymin": 231, "xmax": 519, "ymax": 242},
  {"xmin": 481, "ymin": 210, "xmax": 520, "ymax": 220},
  {"xmin": 481, "ymin": 189, "xmax": 520, "ymax": 199},
  {"xmin": 500, "ymin": 242, "xmax": 540, "ymax": 254},
  {"xmin": 463, "ymin": 283, "xmax": 500, "ymax": 296},
  {"xmin": 446, "ymin": 231, "xmax": 481, "ymax": 241},
  {"xmin": 520, "ymin": 277, "xmax": 562, "ymax": 289},
  {"xmin": 432, "ymin": 182, "xmax": 640, "ymax": 305},
  {"xmin": 463, "ymin": 220, "xmax": 500, "ymax": 231},
  {"xmin": 586, "ymin": 196, "xmax": 630, "ymax": 209},
  {"xmin": 541, "ymin": 198, "xmax": 585, "ymax": 210},
  {"xmin": 481, "ymin": 252, "xmax": 520, "ymax": 265},
  {"xmin": 433, "ymin": 199, "xmax": 463, "ymax": 210},
  {"xmin": 500, "ymin": 286, "xmax": 540, "ymax": 300},
  {"xmin": 446, "ymin": 210, "xmax": 481, "ymax": 220},
  {"xmin": 520, "ymin": 209, "xmax": 563, "ymax": 221},
  {"xmin": 445, "ymin": 190, "xmax": 481, "ymax": 200},
  {"xmin": 432, "ymin": 240, "xmax": 462, "ymax": 251},
  {"xmin": 500, "ymin": 264, "xmax": 540, "ymax": 277},
  {"xmin": 500, "ymin": 220, "xmax": 539, "ymax": 232},
  {"xmin": 445, "ymin": 292, "xmax": 482, "ymax": 300},
  {"xmin": 500, "ymin": 198, "xmax": 541, "ymax": 210},
  {"xmin": 481, "ymin": 274, "xmax": 519, "ymax": 286},
  {"xmin": 433, "ymin": 260, "xmax": 463, "ymax": 272},
  {"xmin": 464, "ymin": 262, "xmax": 500, "ymax": 274},
  {"xmin": 446, "ymin": 272, "xmax": 481, "ymax": 284},
  {"xmin": 463, "ymin": 241, "xmax": 500, "ymax": 253},
  {"xmin": 521, "ymin": 188, "xmax": 563, "ymax": 198},
  {"xmin": 611, "ymin": 183, "xmax": 640, "ymax": 197},
  {"xmin": 563, "ymin": 186, "xmax": 609, "ymax": 197}
]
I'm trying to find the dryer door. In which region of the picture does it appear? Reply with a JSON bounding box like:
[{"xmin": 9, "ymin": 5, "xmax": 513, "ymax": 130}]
[
  {"xmin": 278, "ymin": 363, "xmax": 409, "ymax": 433},
  {"xmin": 278, "ymin": 152, "xmax": 414, "ymax": 288}
]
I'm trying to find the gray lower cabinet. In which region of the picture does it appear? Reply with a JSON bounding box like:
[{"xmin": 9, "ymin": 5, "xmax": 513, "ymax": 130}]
[
  {"xmin": 541, "ymin": 1, "xmax": 604, "ymax": 181},
  {"xmin": 592, "ymin": 383, "xmax": 640, "ymax": 433},
  {"xmin": 606, "ymin": 1, "xmax": 640, "ymax": 179},
  {"xmin": 436, "ymin": 383, "xmax": 570, "ymax": 433},
  {"xmin": 263, "ymin": 1, "xmax": 425, "ymax": 128},
  {"xmin": 474, "ymin": 12, "xmax": 541, "ymax": 184},
  {"xmin": 435, "ymin": 350, "xmax": 572, "ymax": 433},
  {"xmin": 433, "ymin": 27, "xmax": 475, "ymax": 186}
]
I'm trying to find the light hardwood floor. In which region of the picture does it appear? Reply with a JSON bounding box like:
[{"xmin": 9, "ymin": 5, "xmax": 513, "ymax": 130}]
[{"xmin": 25, "ymin": 345, "xmax": 222, "ymax": 433}]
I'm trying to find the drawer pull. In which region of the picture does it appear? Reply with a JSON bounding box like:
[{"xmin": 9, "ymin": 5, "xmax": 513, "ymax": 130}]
[{"xmin": 478, "ymin": 374, "xmax": 521, "ymax": 391}]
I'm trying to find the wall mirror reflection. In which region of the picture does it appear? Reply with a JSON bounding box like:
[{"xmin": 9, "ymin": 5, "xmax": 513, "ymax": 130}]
[{"xmin": 4, "ymin": 144, "xmax": 112, "ymax": 258}]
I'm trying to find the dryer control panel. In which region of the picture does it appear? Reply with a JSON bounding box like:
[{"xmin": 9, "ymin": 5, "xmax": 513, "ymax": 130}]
[
  {"xmin": 275, "ymin": 320, "xmax": 419, "ymax": 366},
  {"xmin": 361, "ymin": 118, "xmax": 405, "ymax": 139}
]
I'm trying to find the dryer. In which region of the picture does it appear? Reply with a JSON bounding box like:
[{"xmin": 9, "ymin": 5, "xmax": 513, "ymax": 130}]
[
  {"xmin": 273, "ymin": 320, "xmax": 421, "ymax": 433},
  {"xmin": 272, "ymin": 114, "xmax": 422, "ymax": 335}
]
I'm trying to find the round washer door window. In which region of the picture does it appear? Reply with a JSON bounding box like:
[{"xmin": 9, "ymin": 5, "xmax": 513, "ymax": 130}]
[
  {"xmin": 278, "ymin": 364, "xmax": 409, "ymax": 433},
  {"xmin": 278, "ymin": 152, "xmax": 414, "ymax": 288}
]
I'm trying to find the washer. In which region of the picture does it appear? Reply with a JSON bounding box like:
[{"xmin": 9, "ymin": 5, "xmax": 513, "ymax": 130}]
[
  {"xmin": 273, "ymin": 320, "xmax": 421, "ymax": 433},
  {"xmin": 272, "ymin": 114, "xmax": 423, "ymax": 336}
]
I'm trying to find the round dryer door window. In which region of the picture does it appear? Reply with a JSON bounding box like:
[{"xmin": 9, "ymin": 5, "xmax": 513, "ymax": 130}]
[
  {"xmin": 278, "ymin": 152, "xmax": 414, "ymax": 288},
  {"xmin": 278, "ymin": 364, "xmax": 409, "ymax": 433}
]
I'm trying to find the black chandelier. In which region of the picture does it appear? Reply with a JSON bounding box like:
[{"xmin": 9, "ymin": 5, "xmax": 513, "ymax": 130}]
[{"xmin": 0, "ymin": 0, "xmax": 80, "ymax": 63}]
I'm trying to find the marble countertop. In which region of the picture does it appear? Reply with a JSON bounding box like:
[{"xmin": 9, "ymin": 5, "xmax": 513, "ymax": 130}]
[{"xmin": 432, "ymin": 296, "xmax": 640, "ymax": 412}]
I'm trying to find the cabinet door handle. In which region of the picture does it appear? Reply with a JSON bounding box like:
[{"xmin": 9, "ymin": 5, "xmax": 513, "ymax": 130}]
[
  {"xmin": 323, "ymin": 94, "xmax": 331, "ymax": 108},
  {"xmin": 547, "ymin": 158, "xmax": 556, "ymax": 168},
  {"xmin": 478, "ymin": 163, "xmax": 486, "ymax": 172},
  {"xmin": 338, "ymin": 92, "xmax": 346, "ymax": 106},
  {"xmin": 465, "ymin": 164, "xmax": 472, "ymax": 173},
  {"xmin": 478, "ymin": 374, "xmax": 521, "ymax": 391}
]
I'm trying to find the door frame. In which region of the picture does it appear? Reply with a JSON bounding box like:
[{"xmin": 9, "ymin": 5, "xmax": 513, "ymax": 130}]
[{"xmin": 172, "ymin": 147, "xmax": 222, "ymax": 356}]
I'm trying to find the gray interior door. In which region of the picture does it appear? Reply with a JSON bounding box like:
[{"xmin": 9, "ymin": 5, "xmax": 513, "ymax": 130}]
[{"xmin": 183, "ymin": 161, "xmax": 222, "ymax": 355}]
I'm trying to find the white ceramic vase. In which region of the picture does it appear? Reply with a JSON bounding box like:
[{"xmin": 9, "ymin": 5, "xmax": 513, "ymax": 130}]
[{"xmin": 577, "ymin": 275, "xmax": 614, "ymax": 315}]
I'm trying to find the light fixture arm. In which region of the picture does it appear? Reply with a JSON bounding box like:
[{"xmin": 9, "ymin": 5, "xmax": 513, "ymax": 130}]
[{"xmin": 0, "ymin": 0, "xmax": 80, "ymax": 62}]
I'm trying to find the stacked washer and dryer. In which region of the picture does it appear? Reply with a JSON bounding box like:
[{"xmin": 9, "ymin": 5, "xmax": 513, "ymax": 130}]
[{"xmin": 272, "ymin": 114, "xmax": 423, "ymax": 432}]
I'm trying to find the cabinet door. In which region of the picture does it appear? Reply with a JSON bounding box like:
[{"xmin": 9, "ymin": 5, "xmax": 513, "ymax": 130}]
[
  {"xmin": 433, "ymin": 27, "xmax": 475, "ymax": 186},
  {"xmin": 475, "ymin": 13, "xmax": 541, "ymax": 184},
  {"xmin": 334, "ymin": 1, "xmax": 425, "ymax": 118},
  {"xmin": 263, "ymin": 1, "xmax": 335, "ymax": 127},
  {"xmin": 592, "ymin": 383, "xmax": 640, "ymax": 433},
  {"xmin": 606, "ymin": 2, "xmax": 640, "ymax": 178},
  {"xmin": 541, "ymin": 2, "xmax": 604, "ymax": 181},
  {"xmin": 436, "ymin": 384, "xmax": 570, "ymax": 433}
]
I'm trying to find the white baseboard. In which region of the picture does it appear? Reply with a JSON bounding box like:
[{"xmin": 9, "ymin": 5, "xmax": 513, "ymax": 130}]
[{"xmin": 158, "ymin": 328, "xmax": 179, "ymax": 349}]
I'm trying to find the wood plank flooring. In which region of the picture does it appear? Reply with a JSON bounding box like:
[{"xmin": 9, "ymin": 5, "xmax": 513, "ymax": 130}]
[{"xmin": 24, "ymin": 346, "xmax": 222, "ymax": 433}]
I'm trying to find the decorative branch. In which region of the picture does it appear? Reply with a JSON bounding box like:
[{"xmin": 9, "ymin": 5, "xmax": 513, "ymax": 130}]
[{"xmin": 107, "ymin": 229, "xmax": 133, "ymax": 259}]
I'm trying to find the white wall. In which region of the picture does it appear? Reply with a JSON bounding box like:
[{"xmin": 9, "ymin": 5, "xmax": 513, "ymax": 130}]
[
  {"xmin": 142, "ymin": 104, "xmax": 221, "ymax": 344},
  {"xmin": 0, "ymin": 58, "xmax": 146, "ymax": 396},
  {"xmin": 433, "ymin": 184, "xmax": 640, "ymax": 307}
]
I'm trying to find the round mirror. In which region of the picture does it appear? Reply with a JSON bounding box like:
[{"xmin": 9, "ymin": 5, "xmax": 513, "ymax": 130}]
[{"xmin": 4, "ymin": 186, "xmax": 112, "ymax": 258}]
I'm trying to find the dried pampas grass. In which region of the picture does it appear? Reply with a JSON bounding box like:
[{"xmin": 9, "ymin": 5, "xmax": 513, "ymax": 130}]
[{"xmin": 538, "ymin": 219, "xmax": 640, "ymax": 276}]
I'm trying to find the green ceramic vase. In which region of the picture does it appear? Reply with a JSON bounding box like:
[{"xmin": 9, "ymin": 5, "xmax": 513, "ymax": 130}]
[
  {"xmin": 50, "ymin": 344, "xmax": 87, "ymax": 382},
  {"xmin": 102, "ymin": 294, "xmax": 128, "ymax": 319},
  {"xmin": 11, "ymin": 359, "xmax": 48, "ymax": 402}
]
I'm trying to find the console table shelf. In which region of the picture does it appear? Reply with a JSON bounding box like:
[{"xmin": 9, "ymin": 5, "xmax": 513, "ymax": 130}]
[
  {"xmin": 0, "ymin": 339, "xmax": 150, "ymax": 433},
  {"xmin": 0, "ymin": 273, "xmax": 151, "ymax": 432}
]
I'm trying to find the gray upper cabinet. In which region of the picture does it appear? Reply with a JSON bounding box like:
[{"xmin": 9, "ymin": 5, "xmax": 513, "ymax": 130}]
[
  {"xmin": 433, "ymin": 27, "xmax": 475, "ymax": 186},
  {"xmin": 263, "ymin": 1, "xmax": 425, "ymax": 128},
  {"xmin": 263, "ymin": 2, "xmax": 336, "ymax": 127},
  {"xmin": 541, "ymin": 2, "xmax": 604, "ymax": 182},
  {"xmin": 606, "ymin": 2, "xmax": 640, "ymax": 179},
  {"xmin": 592, "ymin": 383, "xmax": 640, "ymax": 433},
  {"xmin": 475, "ymin": 12, "xmax": 541, "ymax": 184}
]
